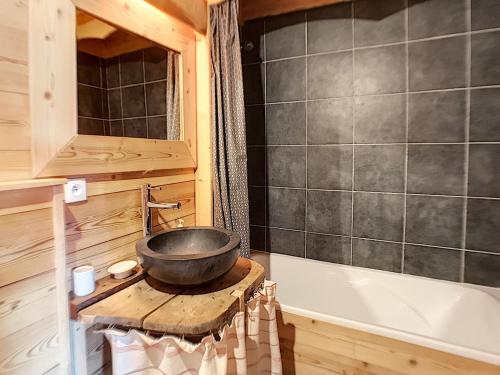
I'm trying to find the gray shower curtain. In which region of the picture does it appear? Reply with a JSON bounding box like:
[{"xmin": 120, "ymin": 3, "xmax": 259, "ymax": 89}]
[
  {"xmin": 210, "ymin": 0, "xmax": 250, "ymax": 257},
  {"xmin": 166, "ymin": 50, "xmax": 180, "ymax": 140}
]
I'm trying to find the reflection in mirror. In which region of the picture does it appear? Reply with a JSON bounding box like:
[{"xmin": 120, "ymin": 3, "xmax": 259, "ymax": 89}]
[{"xmin": 76, "ymin": 9, "xmax": 181, "ymax": 140}]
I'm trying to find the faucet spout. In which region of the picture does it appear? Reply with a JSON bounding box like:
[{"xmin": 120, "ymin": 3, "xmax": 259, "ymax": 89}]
[{"xmin": 147, "ymin": 202, "xmax": 181, "ymax": 209}]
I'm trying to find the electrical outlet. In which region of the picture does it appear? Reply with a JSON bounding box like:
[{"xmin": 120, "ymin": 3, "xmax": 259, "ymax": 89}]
[{"xmin": 64, "ymin": 179, "xmax": 87, "ymax": 203}]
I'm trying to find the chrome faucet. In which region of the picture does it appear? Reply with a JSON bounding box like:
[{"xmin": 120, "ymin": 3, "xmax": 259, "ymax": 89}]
[{"xmin": 141, "ymin": 184, "xmax": 181, "ymax": 236}]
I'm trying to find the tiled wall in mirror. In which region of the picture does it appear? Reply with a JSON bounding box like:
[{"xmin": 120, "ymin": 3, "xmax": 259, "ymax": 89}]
[{"xmin": 76, "ymin": 9, "xmax": 181, "ymax": 140}]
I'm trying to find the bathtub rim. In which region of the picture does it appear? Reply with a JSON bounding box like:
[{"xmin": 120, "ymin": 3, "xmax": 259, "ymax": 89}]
[{"xmin": 252, "ymin": 251, "xmax": 500, "ymax": 366}]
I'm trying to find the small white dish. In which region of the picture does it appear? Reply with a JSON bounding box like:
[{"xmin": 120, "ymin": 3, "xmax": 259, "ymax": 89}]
[{"xmin": 107, "ymin": 260, "xmax": 137, "ymax": 279}]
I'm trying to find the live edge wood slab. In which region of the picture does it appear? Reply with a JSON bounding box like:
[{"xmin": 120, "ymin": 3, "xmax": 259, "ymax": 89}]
[{"xmin": 70, "ymin": 258, "xmax": 265, "ymax": 336}]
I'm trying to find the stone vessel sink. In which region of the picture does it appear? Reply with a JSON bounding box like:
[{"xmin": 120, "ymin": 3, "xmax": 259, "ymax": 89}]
[{"xmin": 136, "ymin": 226, "xmax": 240, "ymax": 286}]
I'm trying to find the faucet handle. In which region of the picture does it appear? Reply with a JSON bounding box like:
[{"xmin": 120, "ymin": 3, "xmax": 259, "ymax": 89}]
[{"xmin": 147, "ymin": 185, "xmax": 162, "ymax": 191}]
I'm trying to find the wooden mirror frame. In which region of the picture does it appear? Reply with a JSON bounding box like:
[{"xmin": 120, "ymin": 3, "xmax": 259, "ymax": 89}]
[{"xmin": 30, "ymin": 0, "xmax": 197, "ymax": 177}]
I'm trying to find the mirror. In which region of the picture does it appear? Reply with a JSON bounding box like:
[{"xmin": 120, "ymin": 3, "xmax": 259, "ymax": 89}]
[{"xmin": 76, "ymin": 10, "xmax": 181, "ymax": 140}]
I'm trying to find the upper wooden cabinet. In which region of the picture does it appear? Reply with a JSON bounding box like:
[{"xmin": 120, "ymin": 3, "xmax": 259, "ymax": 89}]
[{"xmin": 29, "ymin": 0, "xmax": 197, "ymax": 177}]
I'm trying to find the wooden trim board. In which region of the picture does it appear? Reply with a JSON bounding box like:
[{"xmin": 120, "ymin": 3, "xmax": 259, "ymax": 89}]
[
  {"xmin": 278, "ymin": 310, "xmax": 500, "ymax": 375},
  {"xmin": 30, "ymin": 0, "xmax": 198, "ymax": 178}
]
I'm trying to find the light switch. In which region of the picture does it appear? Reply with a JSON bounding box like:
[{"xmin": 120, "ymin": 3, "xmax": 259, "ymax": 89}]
[{"xmin": 64, "ymin": 179, "xmax": 87, "ymax": 203}]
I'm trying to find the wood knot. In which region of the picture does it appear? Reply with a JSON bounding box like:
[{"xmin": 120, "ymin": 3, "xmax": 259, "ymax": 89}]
[
  {"xmin": 124, "ymin": 3, "xmax": 130, "ymax": 10},
  {"xmin": 44, "ymin": 91, "xmax": 52, "ymax": 100},
  {"xmin": 409, "ymin": 358, "xmax": 417, "ymax": 366}
]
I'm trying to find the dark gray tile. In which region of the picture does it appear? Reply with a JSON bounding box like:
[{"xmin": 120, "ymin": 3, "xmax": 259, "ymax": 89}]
[
  {"xmin": 146, "ymin": 81, "xmax": 167, "ymax": 116},
  {"xmin": 246, "ymin": 106, "xmax": 266, "ymax": 145},
  {"xmin": 466, "ymin": 198, "xmax": 500, "ymax": 253},
  {"xmin": 404, "ymin": 244, "xmax": 461, "ymax": 282},
  {"xmin": 109, "ymin": 120, "xmax": 123, "ymax": 136},
  {"xmin": 77, "ymin": 51, "xmax": 101, "ymax": 87},
  {"xmin": 241, "ymin": 19, "xmax": 264, "ymax": 64},
  {"xmin": 121, "ymin": 85, "xmax": 146, "ymax": 118},
  {"xmin": 266, "ymin": 146, "xmax": 306, "ymax": 188},
  {"xmin": 107, "ymin": 89, "xmax": 122, "ymax": 119},
  {"xmin": 103, "ymin": 120, "xmax": 110, "ymax": 136},
  {"xmin": 101, "ymin": 60, "xmax": 107, "ymax": 89},
  {"xmin": 243, "ymin": 64, "xmax": 265, "ymax": 105},
  {"xmin": 464, "ymin": 252, "xmax": 500, "ymax": 287},
  {"xmin": 267, "ymin": 228, "xmax": 305, "ymax": 257},
  {"xmin": 267, "ymin": 188, "xmax": 306, "ymax": 230},
  {"xmin": 354, "ymin": 0, "xmax": 406, "ymax": 47},
  {"xmin": 407, "ymin": 144, "xmax": 465, "ymax": 195},
  {"xmin": 307, "ymin": 3, "xmax": 352, "ymax": 54},
  {"xmin": 77, "ymin": 84, "xmax": 103, "ymax": 118},
  {"xmin": 250, "ymin": 225, "xmax": 266, "ymax": 251},
  {"xmin": 144, "ymin": 47, "xmax": 167, "ymax": 82},
  {"xmin": 78, "ymin": 118, "xmax": 104, "ymax": 136},
  {"xmin": 354, "ymin": 45, "xmax": 406, "ymax": 95},
  {"xmin": 147, "ymin": 116, "xmax": 167, "ymax": 140},
  {"xmin": 120, "ymin": 50, "xmax": 144, "ymax": 86},
  {"xmin": 471, "ymin": 31, "xmax": 500, "ymax": 87},
  {"xmin": 105, "ymin": 57, "xmax": 120, "ymax": 88},
  {"xmin": 123, "ymin": 117, "xmax": 147, "ymax": 138},
  {"xmin": 267, "ymin": 58, "xmax": 306, "ymax": 102},
  {"xmin": 307, "ymin": 146, "xmax": 353, "ymax": 190},
  {"xmin": 102, "ymin": 89, "xmax": 109, "ymax": 119},
  {"xmin": 471, "ymin": 0, "xmax": 500, "ymax": 31},
  {"xmin": 408, "ymin": 0, "xmax": 466, "ymax": 39},
  {"xmin": 249, "ymin": 186, "xmax": 266, "ymax": 225},
  {"xmin": 352, "ymin": 238, "xmax": 402, "ymax": 272},
  {"xmin": 353, "ymin": 192, "xmax": 405, "ymax": 241},
  {"xmin": 405, "ymin": 195, "xmax": 464, "ymax": 248},
  {"xmin": 266, "ymin": 102, "xmax": 306, "ymax": 145},
  {"xmin": 247, "ymin": 147, "xmax": 265, "ymax": 186},
  {"xmin": 307, "ymin": 190, "xmax": 352, "ymax": 236},
  {"xmin": 354, "ymin": 145, "xmax": 406, "ymax": 193},
  {"xmin": 354, "ymin": 94, "xmax": 406, "ymax": 144},
  {"xmin": 308, "ymin": 52, "xmax": 352, "ymax": 99},
  {"xmin": 265, "ymin": 11, "xmax": 305, "ymax": 60},
  {"xmin": 468, "ymin": 144, "xmax": 500, "ymax": 198},
  {"xmin": 408, "ymin": 91, "xmax": 466, "ymax": 143},
  {"xmin": 308, "ymin": 98, "xmax": 353, "ymax": 144},
  {"xmin": 307, "ymin": 234, "xmax": 351, "ymax": 264},
  {"xmin": 470, "ymin": 88, "xmax": 500, "ymax": 142},
  {"xmin": 409, "ymin": 36, "xmax": 466, "ymax": 91}
]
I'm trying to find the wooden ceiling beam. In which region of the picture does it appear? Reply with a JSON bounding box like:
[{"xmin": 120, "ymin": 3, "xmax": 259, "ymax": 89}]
[
  {"xmin": 146, "ymin": 0, "xmax": 208, "ymax": 34},
  {"xmin": 240, "ymin": 0, "xmax": 351, "ymax": 22}
]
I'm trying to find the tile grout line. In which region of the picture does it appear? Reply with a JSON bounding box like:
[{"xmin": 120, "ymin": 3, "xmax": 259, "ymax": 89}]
[
  {"xmin": 241, "ymin": 24, "xmax": 500, "ymax": 66},
  {"xmin": 263, "ymin": 18, "xmax": 268, "ymax": 253},
  {"xmin": 247, "ymin": 141, "xmax": 500, "ymax": 146},
  {"xmin": 142, "ymin": 51, "xmax": 149, "ymax": 139},
  {"xmin": 350, "ymin": 0, "xmax": 355, "ymax": 266},
  {"xmin": 118, "ymin": 56, "xmax": 125, "ymax": 136},
  {"xmin": 461, "ymin": 0, "xmax": 472, "ymax": 283},
  {"xmin": 242, "ymin": 84, "xmax": 500, "ymax": 105},
  {"xmin": 304, "ymin": 10, "xmax": 309, "ymax": 260},
  {"xmin": 401, "ymin": 0, "xmax": 409, "ymax": 274}
]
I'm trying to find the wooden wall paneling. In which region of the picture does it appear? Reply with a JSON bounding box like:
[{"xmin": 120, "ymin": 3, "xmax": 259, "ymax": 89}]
[
  {"xmin": 240, "ymin": 0, "xmax": 351, "ymax": 21},
  {"xmin": 146, "ymin": 0, "xmax": 208, "ymax": 34},
  {"xmin": 278, "ymin": 310, "xmax": 500, "ymax": 375},
  {"xmin": 53, "ymin": 185, "xmax": 71, "ymax": 374},
  {"xmin": 180, "ymin": 39, "xmax": 198, "ymax": 164},
  {"xmin": 195, "ymin": 32, "xmax": 213, "ymax": 226},
  {"xmin": 30, "ymin": 0, "xmax": 77, "ymax": 176},
  {"xmin": 0, "ymin": 208, "xmax": 54, "ymax": 287},
  {"xmin": 0, "ymin": 314, "xmax": 60, "ymax": 374}
]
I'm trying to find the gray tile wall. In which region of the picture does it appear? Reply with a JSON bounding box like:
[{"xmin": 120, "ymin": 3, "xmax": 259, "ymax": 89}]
[
  {"xmin": 242, "ymin": 0, "xmax": 500, "ymax": 287},
  {"xmin": 77, "ymin": 47, "xmax": 171, "ymax": 139}
]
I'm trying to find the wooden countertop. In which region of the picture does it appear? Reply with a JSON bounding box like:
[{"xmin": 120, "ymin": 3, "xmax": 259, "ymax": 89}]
[{"xmin": 72, "ymin": 257, "xmax": 265, "ymax": 335}]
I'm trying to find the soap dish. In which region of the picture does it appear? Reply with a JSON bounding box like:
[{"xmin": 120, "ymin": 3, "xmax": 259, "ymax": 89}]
[{"xmin": 107, "ymin": 260, "xmax": 137, "ymax": 279}]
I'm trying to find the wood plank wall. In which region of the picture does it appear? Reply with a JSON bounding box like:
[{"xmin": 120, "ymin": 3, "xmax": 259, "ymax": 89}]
[
  {"xmin": 278, "ymin": 310, "xmax": 500, "ymax": 375},
  {"xmin": 0, "ymin": 187, "xmax": 62, "ymax": 374},
  {"xmin": 0, "ymin": 0, "xmax": 31, "ymax": 181}
]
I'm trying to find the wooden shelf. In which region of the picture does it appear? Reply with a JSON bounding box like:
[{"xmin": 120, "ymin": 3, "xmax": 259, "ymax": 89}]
[
  {"xmin": 0, "ymin": 178, "xmax": 67, "ymax": 192},
  {"xmin": 73, "ymin": 257, "xmax": 265, "ymax": 335}
]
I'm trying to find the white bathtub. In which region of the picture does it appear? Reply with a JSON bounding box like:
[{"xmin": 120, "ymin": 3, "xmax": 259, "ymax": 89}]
[{"xmin": 252, "ymin": 251, "xmax": 500, "ymax": 366}]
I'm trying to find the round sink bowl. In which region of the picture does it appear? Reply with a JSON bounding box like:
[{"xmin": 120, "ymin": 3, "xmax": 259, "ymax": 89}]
[{"xmin": 136, "ymin": 226, "xmax": 240, "ymax": 286}]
